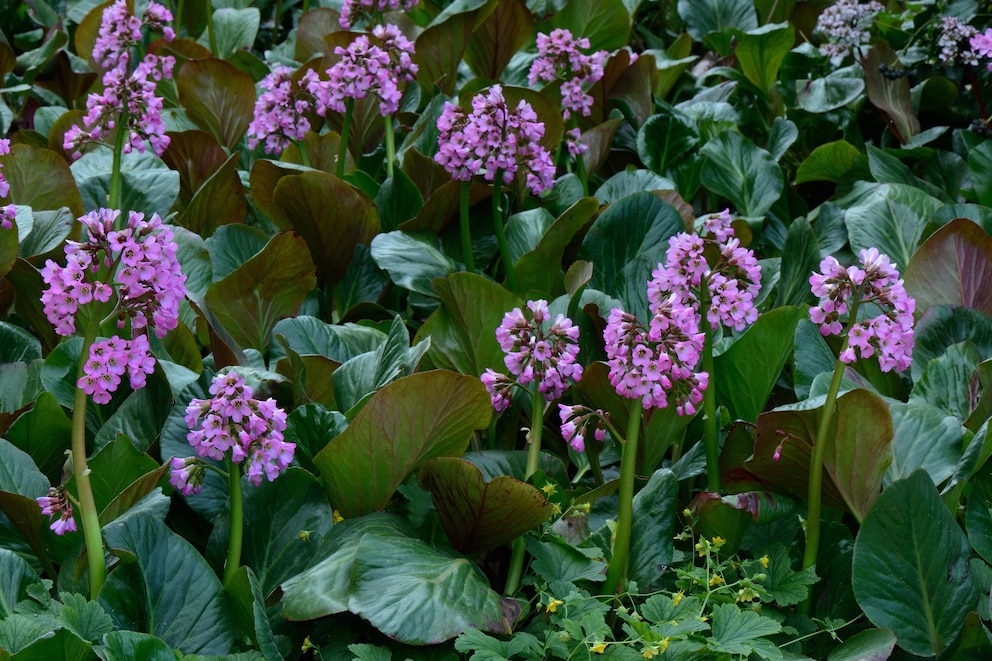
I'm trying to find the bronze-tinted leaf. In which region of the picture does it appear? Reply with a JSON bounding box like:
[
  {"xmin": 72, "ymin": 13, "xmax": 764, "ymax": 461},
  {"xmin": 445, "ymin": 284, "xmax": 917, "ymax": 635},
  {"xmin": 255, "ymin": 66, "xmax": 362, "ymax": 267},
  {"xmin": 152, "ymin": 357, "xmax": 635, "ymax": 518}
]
[
  {"xmin": 904, "ymin": 218, "xmax": 992, "ymax": 320},
  {"xmin": 176, "ymin": 58, "xmax": 255, "ymax": 150},
  {"xmin": 0, "ymin": 144, "xmax": 83, "ymax": 216},
  {"xmin": 464, "ymin": 0, "xmax": 533, "ymax": 81},
  {"xmin": 864, "ymin": 42, "xmax": 919, "ymax": 144},
  {"xmin": 296, "ymin": 8, "xmax": 342, "ymax": 61},
  {"xmin": 160, "ymin": 130, "xmax": 229, "ymax": 207}
]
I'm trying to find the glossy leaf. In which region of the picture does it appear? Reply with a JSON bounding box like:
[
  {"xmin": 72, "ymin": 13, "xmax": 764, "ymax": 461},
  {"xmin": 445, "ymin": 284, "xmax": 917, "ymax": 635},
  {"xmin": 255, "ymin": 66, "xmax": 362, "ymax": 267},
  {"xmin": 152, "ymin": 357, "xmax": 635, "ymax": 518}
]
[
  {"xmin": 414, "ymin": 2, "xmax": 496, "ymax": 96},
  {"xmin": 204, "ymin": 232, "xmax": 317, "ymax": 352},
  {"xmin": 72, "ymin": 148, "xmax": 179, "ymax": 218},
  {"xmin": 910, "ymin": 341, "xmax": 981, "ymax": 422},
  {"xmin": 542, "ymin": 0, "xmax": 630, "ymax": 51},
  {"xmin": 99, "ymin": 514, "xmax": 234, "ymax": 655},
  {"xmin": 636, "ymin": 106, "xmax": 698, "ymax": 174},
  {"xmin": 677, "ymin": 0, "xmax": 757, "ymax": 42},
  {"xmin": 464, "ymin": 0, "xmax": 532, "ymax": 80},
  {"xmin": 3, "ymin": 392, "xmax": 70, "ymax": 483},
  {"xmin": 100, "ymin": 631, "xmax": 178, "ymax": 661},
  {"xmin": 912, "ymin": 305, "xmax": 992, "ymax": 381},
  {"xmin": 0, "ymin": 548, "xmax": 42, "ymax": 619},
  {"xmin": 370, "ymin": 231, "xmax": 459, "ymax": 296},
  {"xmin": 208, "ymin": 7, "xmax": 260, "ymax": 59},
  {"xmin": 514, "ymin": 198, "xmax": 598, "ymax": 296},
  {"xmin": 700, "ymin": 131, "xmax": 783, "ymax": 218},
  {"xmin": 827, "ymin": 629, "xmax": 897, "ymax": 661},
  {"xmin": 315, "ymin": 371, "xmax": 491, "ymax": 517},
  {"xmin": 594, "ymin": 169, "xmax": 676, "ymax": 203},
  {"xmin": 280, "ymin": 513, "xmax": 512, "ymax": 644},
  {"xmin": 419, "ymin": 457, "xmax": 553, "ymax": 553},
  {"xmin": 795, "ymin": 70, "xmax": 864, "ymax": 114},
  {"xmin": 853, "ymin": 470, "xmax": 977, "ymax": 657},
  {"xmin": 795, "ymin": 140, "xmax": 861, "ymax": 184},
  {"xmin": 272, "ymin": 316, "xmax": 387, "ymax": 363},
  {"xmin": 966, "ymin": 474, "xmax": 992, "ymax": 565},
  {"xmin": 904, "ymin": 218, "xmax": 992, "ymax": 320},
  {"xmin": 272, "ymin": 170, "xmax": 381, "ymax": 286},
  {"xmin": 0, "ymin": 144, "xmax": 83, "ymax": 216},
  {"xmin": 736, "ymin": 22, "xmax": 794, "ymax": 95},
  {"xmin": 863, "ymin": 42, "xmax": 919, "ymax": 143},
  {"xmin": 628, "ymin": 468, "xmax": 678, "ymax": 588},
  {"xmin": 887, "ymin": 401, "xmax": 963, "ymax": 488},
  {"xmin": 176, "ymin": 58, "xmax": 254, "ymax": 150},
  {"xmin": 223, "ymin": 567, "xmax": 282, "ymax": 661}
]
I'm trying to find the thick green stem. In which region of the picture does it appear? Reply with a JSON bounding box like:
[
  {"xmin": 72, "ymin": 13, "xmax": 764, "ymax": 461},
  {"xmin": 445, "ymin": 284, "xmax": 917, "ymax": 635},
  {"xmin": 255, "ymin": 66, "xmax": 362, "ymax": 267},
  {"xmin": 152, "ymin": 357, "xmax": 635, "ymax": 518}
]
[
  {"xmin": 491, "ymin": 170, "xmax": 517, "ymax": 291},
  {"xmin": 383, "ymin": 115, "xmax": 395, "ymax": 178},
  {"xmin": 504, "ymin": 394, "xmax": 544, "ymax": 595},
  {"xmin": 223, "ymin": 460, "xmax": 244, "ymax": 587},
  {"xmin": 108, "ymin": 109, "xmax": 129, "ymax": 210},
  {"xmin": 702, "ymin": 325, "xmax": 720, "ymax": 493},
  {"xmin": 460, "ymin": 181, "xmax": 474, "ymax": 272},
  {"xmin": 295, "ymin": 139, "xmax": 311, "ymax": 168},
  {"xmin": 337, "ymin": 99, "xmax": 353, "ymax": 179},
  {"xmin": 602, "ymin": 405, "xmax": 643, "ymax": 597},
  {"xmin": 175, "ymin": 0, "xmax": 185, "ymax": 38},
  {"xmin": 206, "ymin": 0, "xmax": 218, "ymax": 55},
  {"xmin": 72, "ymin": 316, "xmax": 106, "ymax": 599}
]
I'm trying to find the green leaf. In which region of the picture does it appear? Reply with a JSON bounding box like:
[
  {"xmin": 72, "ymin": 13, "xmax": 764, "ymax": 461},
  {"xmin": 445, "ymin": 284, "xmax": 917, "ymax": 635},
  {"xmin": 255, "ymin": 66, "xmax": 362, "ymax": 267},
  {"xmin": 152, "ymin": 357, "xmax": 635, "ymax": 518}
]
[
  {"xmin": 0, "ymin": 144, "xmax": 83, "ymax": 216},
  {"xmin": 887, "ymin": 402, "xmax": 963, "ymax": 488},
  {"xmin": 911, "ymin": 342, "xmax": 981, "ymax": 422},
  {"xmin": 840, "ymin": 182, "xmax": 943, "ymax": 272},
  {"xmin": 413, "ymin": 1, "xmax": 496, "ymax": 96},
  {"xmin": 700, "ymin": 131, "xmax": 783, "ymax": 218},
  {"xmin": 594, "ymin": 169, "xmax": 676, "ymax": 204},
  {"xmin": 542, "ymin": 0, "xmax": 630, "ymax": 51},
  {"xmin": 464, "ymin": 0, "xmax": 533, "ymax": 80},
  {"xmin": 677, "ymin": 0, "xmax": 757, "ymax": 43},
  {"xmin": 16, "ymin": 207, "xmax": 74, "ymax": 262},
  {"xmin": 0, "ymin": 211, "xmax": 17, "ymax": 280},
  {"xmin": 461, "ymin": 451, "xmax": 569, "ymax": 484},
  {"xmin": 514, "ymin": 198, "xmax": 598, "ymax": 296},
  {"xmin": 766, "ymin": 117, "xmax": 797, "ymax": 162},
  {"xmin": 968, "ymin": 141, "xmax": 992, "ymax": 207},
  {"xmin": 348, "ymin": 643, "xmax": 393, "ymax": 661},
  {"xmin": 863, "ymin": 42, "xmax": 919, "ymax": 143},
  {"xmin": 375, "ymin": 170, "xmax": 423, "ymax": 233},
  {"xmin": 3, "ymin": 392, "xmax": 71, "ymax": 483},
  {"xmin": 271, "ymin": 316, "xmax": 387, "ymax": 363},
  {"xmin": 178, "ymin": 151, "xmax": 247, "ymax": 237},
  {"xmin": 525, "ymin": 536, "xmax": 607, "ymax": 584},
  {"xmin": 707, "ymin": 603, "xmax": 781, "ymax": 655},
  {"xmin": 867, "ymin": 145, "xmax": 947, "ymax": 201},
  {"xmin": 714, "ymin": 306, "xmax": 805, "ymax": 423},
  {"xmin": 99, "ymin": 514, "xmax": 234, "ymax": 655},
  {"xmin": 826, "ymin": 629, "xmax": 897, "ymax": 661},
  {"xmin": 273, "ymin": 171, "xmax": 381, "ymax": 287},
  {"xmin": 91, "ymin": 366, "xmax": 174, "ymax": 453},
  {"xmin": 283, "ymin": 404, "xmax": 348, "ymax": 474},
  {"xmin": 0, "ymin": 549, "xmax": 43, "ymax": 619},
  {"xmin": 419, "ymin": 457, "xmax": 553, "ymax": 553},
  {"xmin": 966, "ymin": 474, "xmax": 992, "ymax": 565},
  {"xmin": 204, "ymin": 232, "xmax": 317, "ymax": 352},
  {"xmin": 369, "ymin": 231, "xmax": 459, "ymax": 296},
  {"xmin": 636, "ymin": 106, "xmax": 699, "ymax": 174},
  {"xmin": 176, "ymin": 58, "xmax": 255, "ymax": 150},
  {"xmin": 208, "ymin": 8, "xmax": 260, "ymax": 59},
  {"xmin": 905, "ymin": 218, "xmax": 992, "ymax": 320},
  {"xmin": 222, "ymin": 567, "xmax": 283, "ymax": 661},
  {"xmin": 0, "ymin": 614, "xmax": 56, "ymax": 655},
  {"xmin": 757, "ymin": 543, "xmax": 818, "ymax": 606},
  {"xmin": 912, "ymin": 305, "xmax": 992, "ymax": 381},
  {"xmin": 314, "ymin": 371, "xmax": 491, "ymax": 517},
  {"xmin": 774, "ymin": 219, "xmax": 819, "ymax": 307},
  {"xmin": 796, "ymin": 71, "xmax": 864, "ymax": 114},
  {"xmin": 627, "ymin": 468, "xmax": 678, "ymax": 588},
  {"xmin": 57, "ymin": 592, "xmax": 113, "ymax": 643},
  {"xmin": 736, "ymin": 22, "xmax": 794, "ymax": 95},
  {"xmin": 576, "ymin": 191, "xmax": 683, "ymax": 318},
  {"xmin": 8, "ymin": 627, "xmax": 93, "ymax": 661},
  {"xmin": 100, "ymin": 631, "xmax": 177, "ymax": 661},
  {"xmin": 280, "ymin": 513, "xmax": 512, "ymax": 644},
  {"xmin": 795, "ymin": 140, "xmax": 861, "ymax": 184},
  {"xmin": 0, "ymin": 438, "xmax": 48, "ymax": 498},
  {"xmin": 72, "ymin": 148, "xmax": 179, "ymax": 218},
  {"xmin": 853, "ymin": 470, "xmax": 977, "ymax": 657}
]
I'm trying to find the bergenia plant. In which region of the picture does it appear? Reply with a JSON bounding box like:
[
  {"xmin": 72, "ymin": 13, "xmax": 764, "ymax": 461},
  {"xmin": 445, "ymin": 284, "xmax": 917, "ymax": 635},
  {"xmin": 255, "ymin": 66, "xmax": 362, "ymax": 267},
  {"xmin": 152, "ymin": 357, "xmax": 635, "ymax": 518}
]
[
  {"xmin": 338, "ymin": 0, "xmax": 419, "ymax": 29},
  {"xmin": 172, "ymin": 370, "xmax": 293, "ymax": 586},
  {"xmin": 802, "ymin": 248, "xmax": 915, "ymax": 574},
  {"xmin": 435, "ymin": 85, "xmax": 555, "ymax": 286},
  {"xmin": 247, "ymin": 66, "xmax": 319, "ymax": 159},
  {"xmin": 306, "ymin": 23, "xmax": 417, "ymax": 177},
  {"xmin": 815, "ymin": 0, "xmax": 883, "ymax": 59},
  {"xmin": 0, "ymin": 139, "xmax": 14, "ymax": 230}
]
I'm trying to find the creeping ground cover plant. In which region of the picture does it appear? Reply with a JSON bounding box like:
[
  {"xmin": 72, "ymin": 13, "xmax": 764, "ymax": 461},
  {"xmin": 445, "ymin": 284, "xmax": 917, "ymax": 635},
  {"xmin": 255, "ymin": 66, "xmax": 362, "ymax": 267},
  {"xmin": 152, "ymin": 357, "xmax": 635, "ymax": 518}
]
[{"xmin": 6, "ymin": 0, "xmax": 992, "ymax": 659}]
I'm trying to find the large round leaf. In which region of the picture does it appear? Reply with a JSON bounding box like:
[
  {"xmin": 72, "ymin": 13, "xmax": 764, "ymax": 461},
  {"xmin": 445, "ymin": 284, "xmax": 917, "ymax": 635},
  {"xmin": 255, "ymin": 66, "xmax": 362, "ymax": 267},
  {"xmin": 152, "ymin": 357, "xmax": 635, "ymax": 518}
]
[
  {"xmin": 464, "ymin": 0, "xmax": 532, "ymax": 81},
  {"xmin": 542, "ymin": 0, "xmax": 630, "ymax": 52},
  {"xmin": 886, "ymin": 402, "xmax": 963, "ymax": 488},
  {"xmin": 0, "ymin": 144, "xmax": 83, "ymax": 216},
  {"xmin": 853, "ymin": 470, "xmax": 977, "ymax": 657},
  {"xmin": 700, "ymin": 131, "xmax": 783, "ymax": 218},
  {"xmin": 314, "ymin": 370, "xmax": 492, "ymax": 517},
  {"xmin": 99, "ymin": 514, "xmax": 234, "ymax": 655},
  {"xmin": 677, "ymin": 0, "xmax": 758, "ymax": 42},
  {"xmin": 176, "ymin": 58, "xmax": 254, "ymax": 150},
  {"xmin": 904, "ymin": 218, "xmax": 992, "ymax": 320},
  {"xmin": 419, "ymin": 457, "xmax": 553, "ymax": 553},
  {"xmin": 736, "ymin": 22, "xmax": 794, "ymax": 95}
]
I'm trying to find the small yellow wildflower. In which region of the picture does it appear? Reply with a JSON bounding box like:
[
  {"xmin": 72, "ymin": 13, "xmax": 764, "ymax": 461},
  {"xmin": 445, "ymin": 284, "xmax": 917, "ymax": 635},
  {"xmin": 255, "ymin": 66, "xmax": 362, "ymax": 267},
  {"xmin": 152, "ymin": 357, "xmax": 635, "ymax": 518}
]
[
  {"xmin": 298, "ymin": 530, "xmax": 311, "ymax": 541},
  {"xmin": 551, "ymin": 502, "xmax": 562, "ymax": 516},
  {"xmin": 709, "ymin": 574, "xmax": 724, "ymax": 587},
  {"xmin": 672, "ymin": 591, "xmax": 684, "ymax": 606},
  {"xmin": 642, "ymin": 645, "xmax": 660, "ymax": 658},
  {"xmin": 332, "ymin": 510, "xmax": 344, "ymax": 524},
  {"xmin": 301, "ymin": 636, "xmax": 313, "ymax": 652},
  {"xmin": 759, "ymin": 555, "xmax": 769, "ymax": 568},
  {"xmin": 546, "ymin": 598, "xmax": 564, "ymax": 613},
  {"xmin": 577, "ymin": 502, "xmax": 592, "ymax": 514},
  {"xmin": 695, "ymin": 542, "xmax": 706, "ymax": 557},
  {"xmin": 698, "ymin": 615, "xmax": 709, "ymax": 623},
  {"xmin": 682, "ymin": 507, "xmax": 692, "ymax": 518},
  {"xmin": 590, "ymin": 642, "xmax": 607, "ymax": 654},
  {"xmin": 542, "ymin": 483, "xmax": 557, "ymax": 496},
  {"xmin": 711, "ymin": 536, "xmax": 725, "ymax": 546}
]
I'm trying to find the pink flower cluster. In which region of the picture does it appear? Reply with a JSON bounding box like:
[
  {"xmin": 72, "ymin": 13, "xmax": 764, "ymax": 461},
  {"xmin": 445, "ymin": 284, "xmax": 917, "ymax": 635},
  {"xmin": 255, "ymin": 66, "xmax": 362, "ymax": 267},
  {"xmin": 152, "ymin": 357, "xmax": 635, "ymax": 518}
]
[
  {"xmin": 339, "ymin": 0, "xmax": 418, "ymax": 29},
  {"xmin": 971, "ymin": 29, "xmax": 992, "ymax": 70},
  {"xmin": 481, "ymin": 300, "xmax": 583, "ymax": 411},
  {"xmin": 528, "ymin": 28, "xmax": 607, "ymax": 120},
  {"xmin": 247, "ymin": 66, "xmax": 319, "ymax": 155},
  {"xmin": 178, "ymin": 371, "xmax": 294, "ymax": 489},
  {"xmin": 0, "ymin": 138, "xmax": 14, "ymax": 230},
  {"xmin": 79, "ymin": 335, "xmax": 156, "ymax": 404},
  {"xmin": 603, "ymin": 301, "xmax": 708, "ymax": 415},
  {"xmin": 92, "ymin": 0, "xmax": 175, "ymax": 70},
  {"xmin": 816, "ymin": 0, "xmax": 883, "ymax": 58},
  {"xmin": 37, "ymin": 486, "xmax": 76, "ymax": 536},
  {"xmin": 648, "ymin": 210, "xmax": 761, "ymax": 333},
  {"xmin": 937, "ymin": 16, "xmax": 979, "ymax": 65},
  {"xmin": 809, "ymin": 247, "xmax": 915, "ymax": 372},
  {"xmin": 169, "ymin": 457, "xmax": 206, "ymax": 495},
  {"xmin": 306, "ymin": 24, "xmax": 417, "ymax": 117},
  {"xmin": 558, "ymin": 404, "xmax": 606, "ymax": 453},
  {"xmin": 435, "ymin": 85, "xmax": 556, "ymax": 195}
]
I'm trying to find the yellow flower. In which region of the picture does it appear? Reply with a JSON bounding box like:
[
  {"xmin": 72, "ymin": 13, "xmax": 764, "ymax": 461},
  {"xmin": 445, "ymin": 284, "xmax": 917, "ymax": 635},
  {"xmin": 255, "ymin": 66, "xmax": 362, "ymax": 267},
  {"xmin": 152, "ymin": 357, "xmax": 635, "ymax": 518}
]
[
  {"xmin": 301, "ymin": 636, "xmax": 313, "ymax": 652},
  {"xmin": 682, "ymin": 507, "xmax": 692, "ymax": 518},
  {"xmin": 590, "ymin": 642, "xmax": 607, "ymax": 654},
  {"xmin": 709, "ymin": 574, "xmax": 724, "ymax": 587},
  {"xmin": 551, "ymin": 503, "xmax": 562, "ymax": 516},
  {"xmin": 642, "ymin": 645, "xmax": 660, "ymax": 658},
  {"xmin": 546, "ymin": 598, "xmax": 564, "ymax": 613},
  {"xmin": 759, "ymin": 555, "xmax": 769, "ymax": 568},
  {"xmin": 542, "ymin": 483, "xmax": 557, "ymax": 496},
  {"xmin": 660, "ymin": 638, "xmax": 670, "ymax": 653},
  {"xmin": 698, "ymin": 615, "xmax": 709, "ymax": 622},
  {"xmin": 672, "ymin": 591, "xmax": 684, "ymax": 606},
  {"xmin": 332, "ymin": 510, "xmax": 344, "ymax": 524},
  {"xmin": 711, "ymin": 536, "xmax": 725, "ymax": 546},
  {"xmin": 695, "ymin": 542, "xmax": 706, "ymax": 557}
]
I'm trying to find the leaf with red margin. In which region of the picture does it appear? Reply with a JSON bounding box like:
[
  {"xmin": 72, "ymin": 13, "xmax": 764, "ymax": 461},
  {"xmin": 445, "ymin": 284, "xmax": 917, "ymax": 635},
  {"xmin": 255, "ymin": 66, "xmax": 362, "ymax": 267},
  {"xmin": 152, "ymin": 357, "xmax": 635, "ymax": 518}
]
[{"xmin": 904, "ymin": 218, "xmax": 992, "ymax": 319}]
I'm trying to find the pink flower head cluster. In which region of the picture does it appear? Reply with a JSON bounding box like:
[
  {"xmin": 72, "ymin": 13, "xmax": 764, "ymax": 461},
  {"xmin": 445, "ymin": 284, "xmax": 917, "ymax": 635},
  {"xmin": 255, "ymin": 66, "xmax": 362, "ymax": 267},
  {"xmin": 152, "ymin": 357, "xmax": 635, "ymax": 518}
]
[
  {"xmin": 306, "ymin": 24, "xmax": 417, "ymax": 117},
  {"xmin": 181, "ymin": 371, "xmax": 294, "ymax": 487},
  {"xmin": 92, "ymin": 0, "xmax": 175, "ymax": 70},
  {"xmin": 169, "ymin": 456, "xmax": 206, "ymax": 496},
  {"xmin": 971, "ymin": 29, "xmax": 992, "ymax": 70},
  {"xmin": 937, "ymin": 16, "xmax": 979, "ymax": 66},
  {"xmin": 816, "ymin": 0, "xmax": 883, "ymax": 58},
  {"xmin": 558, "ymin": 404, "xmax": 606, "ymax": 453},
  {"xmin": 603, "ymin": 301, "xmax": 708, "ymax": 415},
  {"xmin": 64, "ymin": 52, "xmax": 175, "ymax": 159},
  {"xmin": 247, "ymin": 66, "xmax": 319, "ymax": 155},
  {"xmin": 528, "ymin": 28, "xmax": 607, "ymax": 120},
  {"xmin": 37, "ymin": 486, "xmax": 76, "ymax": 536},
  {"xmin": 809, "ymin": 247, "xmax": 915, "ymax": 372},
  {"xmin": 79, "ymin": 334, "xmax": 156, "ymax": 404},
  {"xmin": 481, "ymin": 300, "xmax": 583, "ymax": 411},
  {"xmin": 435, "ymin": 85, "xmax": 556, "ymax": 195},
  {"xmin": 339, "ymin": 0, "xmax": 418, "ymax": 29},
  {"xmin": 648, "ymin": 210, "xmax": 761, "ymax": 333},
  {"xmin": 0, "ymin": 138, "xmax": 14, "ymax": 230}
]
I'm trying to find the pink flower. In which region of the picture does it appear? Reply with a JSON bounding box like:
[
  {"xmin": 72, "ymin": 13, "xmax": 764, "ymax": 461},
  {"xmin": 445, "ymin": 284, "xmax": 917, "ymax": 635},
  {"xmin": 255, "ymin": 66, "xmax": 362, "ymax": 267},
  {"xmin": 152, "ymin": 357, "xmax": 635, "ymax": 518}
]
[
  {"xmin": 169, "ymin": 457, "xmax": 205, "ymax": 495},
  {"xmin": 38, "ymin": 486, "xmax": 76, "ymax": 536},
  {"xmin": 248, "ymin": 67, "xmax": 317, "ymax": 155},
  {"xmin": 816, "ymin": 0, "xmax": 883, "ymax": 58},
  {"xmin": 528, "ymin": 28, "xmax": 607, "ymax": 120},
  {"xmin": 338, "ymin": 0, "xmax": 418, "ymax": 29},
  {"xmin": 558, "ymin": 403, "xmax": 607, "ymax": 453}
]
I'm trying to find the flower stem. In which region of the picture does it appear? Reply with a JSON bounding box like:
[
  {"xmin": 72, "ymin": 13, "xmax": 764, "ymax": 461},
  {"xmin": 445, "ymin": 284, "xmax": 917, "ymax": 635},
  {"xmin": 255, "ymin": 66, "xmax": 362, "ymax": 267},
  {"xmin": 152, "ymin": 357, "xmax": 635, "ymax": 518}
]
[
  {"xmin": 702, "ymin": 325, "xmax": 720, "ymax": 493},
  {"xmin": 570, "ymin": 119, "xmax": 588, "ymax": 197},
  {"xmin": 337, "ymin": 98, "xmax": 353, "ymax": 179},
  {"xmin": 295, "ymin": 139, "xmax": 311, "ymax": 168},
  {"xmin": 72, "ymin": 315, "xmax": 106, "ymax": 600},
  {"xmin": 223, "ymin": 459, "xmax": 244, "ymax": 587},
  {"xmin": 175, "ymin": 0, "xmax": 185, "ymax": 38},
  {"xmin": 109, "ymin": 109, "xmax": 129, "ymax": 210},
  {"xmin": 460, "ymin": 181, "xmax": 474, "ymax": 272},
  {"xmin": 383, "ymin": 115, "xmax": 395, "ymax": 178},
  {"xmin": 206, "ymin": 0, "xmax": 218, "ymax": 56},
  {"xmin": 491, "ymin": 169, "xmax": 517, "ymax": 291},
  {"xmin": 504, "ymin": 393, "xmax": 544, "ymax": 596},
  {"xmin": 602, "ymin": 405, "xmax": 643, "ymax": 597}
]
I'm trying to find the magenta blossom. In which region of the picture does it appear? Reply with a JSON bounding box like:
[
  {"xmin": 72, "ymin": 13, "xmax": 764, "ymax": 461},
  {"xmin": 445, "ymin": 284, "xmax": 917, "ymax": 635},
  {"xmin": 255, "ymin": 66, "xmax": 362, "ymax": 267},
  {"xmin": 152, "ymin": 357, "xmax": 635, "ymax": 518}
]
[
  {"xmin": 809, "ymin": 247, "xmax": 915, "ymax": 372},
  {"xmin": 183, "ymin": 371, "xmax": 294, "ymax": 487},
  {"xmin": 971, "ymin": 29, "xmax": 992, "ymax": 70},
  {"xmin": 528, "ymin": 28, "xmax": 607, "ymax": 120},
  {"xmin": 38, "ymin": 486, "xmax": 76, "ymax": 536},
  {"xmin": 482, "ymin": 300, "xmax": 583, "ymax": 410},
  {"xmin": 0, "ymin": 138, "xmax": 14, "ymax": 230},
  {"xmin": 339, "ymin": 0, "xmax": 418, "ymax": 29},
  {"xmin": 92, "ymin": 0, "xmax": 175, "ymax": 70},
  {"xmin": 558, "ymin": 404, "xmax": 607, "ymax": 453},
  {"xmin": 169, "ymin": 456, "xmax": 206, "ymax": 496},
  {"xmin": 247, "ymin": 66, "xmax": 319, "ymax": 155}
]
